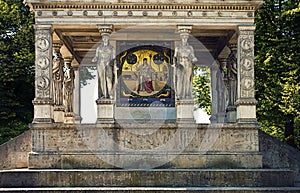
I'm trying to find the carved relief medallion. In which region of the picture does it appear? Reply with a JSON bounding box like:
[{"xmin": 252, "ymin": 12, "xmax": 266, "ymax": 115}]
[
  {"xmin": 37, "ymin": 76, "xmax": 50, "ymax": 90},
  {"xmin": 37, "ymin": 56, "xmax": 50, "ymax": 69},
  {"xmin": 241, "ymin": 57, "xmax": 253, "ymax": 71},
  {"xmin": 242, "ymin": 77, "xmax": 254, "ymax": 91},
  {"xmin": 36, "ymin": 38, "xmax": 50, "ymax": 51}
]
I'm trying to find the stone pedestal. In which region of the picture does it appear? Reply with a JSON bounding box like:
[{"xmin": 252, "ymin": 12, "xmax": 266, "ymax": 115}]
[
  {"xmin": 53, "ymin": 106, "xmax": 65, "ymax": 123},
  {"xmin": 176, "ymin": 99, "xmax": 195, "ymax": 123},
  {"xmin": 96, "ymin": 99, "xmax": 115, "ymax": 124},
  {"xmin": 64, "ymin": 112, "xmax": 75, "ymax": 124},
  {"xmin": 32, "ymin": 99, "xmax": 54, "ymax": 123},
  {"xmin": 226, "ymin": 106, "xmax": 237, "ymax": 123}
]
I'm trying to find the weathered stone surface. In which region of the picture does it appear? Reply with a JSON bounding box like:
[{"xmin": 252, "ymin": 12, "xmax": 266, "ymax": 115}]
[
  {"xmin": 28, "ymin": 123, "xmax": 262, "ymax": 169},
  {"xmin": 0, "ymin": 131, "xmax": 31, "ymax": 170},
  {"xmin": 2, "ymin": 187, "xmax": 300, "ymax": 193},
  {"xmin": 259, "ymin": 130, "xmax": 300, "ymax": 187},
  {"xmin": 0, "ymin": 169, "xmax": 294, "ymax": 188}
]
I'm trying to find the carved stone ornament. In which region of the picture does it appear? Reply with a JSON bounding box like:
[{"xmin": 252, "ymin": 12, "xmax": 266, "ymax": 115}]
[
  {"xmin": 36, "ymin": 38, "xmax": 50, "ymax": 52},
  {"xmin": 37, "ymin": 56, "xmax": 50, "ymax": 70},
  {"xmin": 241, "ymin": 57, "xmax": 253, "ymax": 71},
  {"xmin": 240, "ymin": 37, "xmax": 254, "ymax": 51},
  {"xmin": 36, "ymin": 76, "xmax": 50, "ymax": 90},
  {"xmin": 242, "ymin": 76, "xmax": 254, "ymax": 91}
]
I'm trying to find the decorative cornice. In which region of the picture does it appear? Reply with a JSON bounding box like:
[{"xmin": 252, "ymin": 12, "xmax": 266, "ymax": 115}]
[{"xmin": 30, "ymin": 3, "xmax": 257, "ymax": 11}]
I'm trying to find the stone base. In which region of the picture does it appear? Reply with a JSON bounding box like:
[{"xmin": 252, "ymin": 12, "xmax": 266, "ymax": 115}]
[
  {"xmin": 29, "ymin": 123, "xmax": 262, "ymax": 169},
  {"xmin": 176, "ymin": 99, "xmax": 195, "ymax": 123},
  {"xmin": 53, "ymin": 106, "xmax": 65, "ymax": 123},
  {"xmin": 96, "ymin": 99, "xmax": 115, "ymax": 124},
  {"xmin": 64, "ymin": 112, "xmax": 75, "ymax": 124},
  {"xmin": 226, "ymin": 110, "xmax": 237, "ymax": 123},
  {"xmin": 29, "ymin": 152, "xmax": 262, "ymax": 169}
]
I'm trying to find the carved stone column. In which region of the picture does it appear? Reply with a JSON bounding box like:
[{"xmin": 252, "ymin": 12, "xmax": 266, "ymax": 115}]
[
  {"xmin": 32, "ymin": 25, "xmax": 53, "ymax": 123},
  {"xmin": 236, "ymin": 26, "xmax": 257, "ymax": 123},
  {"xmin": 73, "ymin": 65, "xmax": 82, "ymax": 124},
  {"xmin": 63, "ymin": 57, "xmax": 75, "ymax": 124},
  {"xmin": 52, "ymin": 41, "xmax": 65, "ymax": 123}
]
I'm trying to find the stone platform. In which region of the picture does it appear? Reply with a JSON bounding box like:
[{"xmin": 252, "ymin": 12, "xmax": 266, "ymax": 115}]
[
  {"xmin": 28, "ymin": 123, "xmax": 262, "ymax": 169},
  {"xmin": 0, "ymin": 169, "xmax": 295, "ymax": 187},
  {"xmin": 1, "ymin": 168, "xmax": 300, "ymax": 193}
]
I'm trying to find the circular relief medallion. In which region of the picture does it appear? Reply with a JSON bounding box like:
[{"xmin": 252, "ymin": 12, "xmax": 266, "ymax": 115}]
[
  {"xmin": 36, "ymin": 38, "xmax": 50, "ymax": 51},
  {"xmin": 242, "ymin": 77, "xmax": 254, "ymax": 91},
  {"xmin": 241, "ymin": 57, "xmax": 253, "ymax": 71},
  {"xmin": 37, "ymin": 56, "xmax": 50, "ymax": 69},
  {"xmin": 37, "ymin": 76, "xmax": 50, "ymax": 90},
  {"xmin": 241, "ymin": 38, "xmax": 254, "ymax": 50}
]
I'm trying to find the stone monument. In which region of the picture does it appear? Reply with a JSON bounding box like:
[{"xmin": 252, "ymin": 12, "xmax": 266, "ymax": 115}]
[{"xmin": 25, "ymin": 0, "xmax": 263, "ymax": 169}]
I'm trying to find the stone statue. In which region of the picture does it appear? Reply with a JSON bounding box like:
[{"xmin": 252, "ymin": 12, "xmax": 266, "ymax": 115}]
[
  {"xmin": 227, "ymin": 55, "xmax": 237, "ymax": 107},
  {"xmin": 52, "ymin": 52, "xmax": 64, "ymax": 106},
  {"xmin": 173, "ymin": 33, "xmax": 197, "ymax": 99},
  {"xmin": 92, "ymin": 34, "xmax": 117, "ymax": 99},
  {"xmin": 64, "ymin": 61, "xmax": 75, "ymax": 112}
]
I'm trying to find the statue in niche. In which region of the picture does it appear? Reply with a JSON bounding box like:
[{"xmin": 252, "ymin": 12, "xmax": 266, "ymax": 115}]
[
  {"xmin": 173, "ymin": 33, "xmax": 197, "ymax": 99},
  {"xmin": 136, "ymin": 58, "xmax": 154, "ymax": 94},
  {"xmin": 64, "ymin": 61, "xmax": 75, "ymax": 112},
  {"xmin": 92, "ymin": 33, "xmax": 117, "ymax": 99},
  {"xmin": 52, "ymin": 51, "xmax": 64, "ymax": 106}
]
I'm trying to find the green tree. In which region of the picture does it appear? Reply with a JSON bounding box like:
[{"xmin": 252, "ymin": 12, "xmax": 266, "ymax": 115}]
[
  {"xmin": 255, "ymin": 0, "xmax": 300, "ymax": 148},
  {"xmin": 0, "ymin": 0, "xmax": 34, "ymax": 144},
  {"xmin": 193, "ymin": 66, "xmax": 211, "ymax": 114}
]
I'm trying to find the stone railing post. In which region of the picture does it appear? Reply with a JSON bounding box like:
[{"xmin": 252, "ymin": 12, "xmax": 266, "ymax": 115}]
[
  {"xmin": 236, "ymin": 25, "xmax": 257, "ymax": 123},
  {"xmin": 32, "ymin": 25, "xmax": 53, "ymax": 123}
]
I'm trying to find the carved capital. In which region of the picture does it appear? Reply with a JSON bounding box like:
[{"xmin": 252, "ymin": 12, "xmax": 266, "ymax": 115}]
[
  {"xmin": 53, "ymin": 41, "xmax": 63, "ymax": 53},
  {"xmin": 64, "ymin": 56, "xmax": 74, "ymax": 65},
  {"xmin": 97, "ymin": 24, "xmax": 113, "ymax": 36},
  {"xmin": 177, "ymin": 25, "xmax": 192, "ymax": 35}
]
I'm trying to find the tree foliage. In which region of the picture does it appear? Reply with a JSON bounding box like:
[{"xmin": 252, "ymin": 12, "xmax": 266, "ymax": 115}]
[
  {"xmin": 0, "ymin": 0, "xmax": 34, "ymax": 144},
  {"xmin": 193, "ymin": 66, "xmax": 211, "ymax": 114},
  {"xmin": 255, "ymin": 0, "xmax": 300, "ymax": 148}
]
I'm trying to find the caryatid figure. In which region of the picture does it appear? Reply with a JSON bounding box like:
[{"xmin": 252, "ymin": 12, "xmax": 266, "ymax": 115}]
[
  {"xmin": 92, "ymin": 33, "xmax": 117, "ymax": 99},
  {"xmin": 52, "ymin": 51, "xmax": 64, "ymax": 106},
  {"xmin": 173, "ymin": 32, "xmax": 198, "ymax": 99},
  {"xmin": 64, "ymin": 59, "xmax": 75, "ymax": 113}
]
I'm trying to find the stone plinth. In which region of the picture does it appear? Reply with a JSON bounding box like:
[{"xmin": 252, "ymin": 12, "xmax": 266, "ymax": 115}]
[
  {"xmin": 96, "ymin": 99, "xmax": 115, "ymax": 124},
  {"xmin": 28, "ymin": 123, "xmax": 262, "ymax": 169},
  {"xmin": 53, "ymin": 106, "xmax": 65, "ymax": 123},
  {"xmin": 176, "ymin": 99, "xmax": 195, "ymax": 123},
  {"xmin": 64, "ymin": 112, "xmax": 75, "ymax": 124}
]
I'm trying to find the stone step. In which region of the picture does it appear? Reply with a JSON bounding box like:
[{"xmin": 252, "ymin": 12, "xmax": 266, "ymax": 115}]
[
  {"xmin": 0, "ymin": 169, "xmax": 295, "ymax": 188},
  {"xmin": 1, "ymin": 187, "xmax": 300, "ymax": 193}
]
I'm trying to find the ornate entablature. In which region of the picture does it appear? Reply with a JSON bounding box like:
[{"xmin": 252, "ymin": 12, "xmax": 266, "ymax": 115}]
[{"xmin": 26, "ymin": 0, "xmax": 262, "ymax": 26}]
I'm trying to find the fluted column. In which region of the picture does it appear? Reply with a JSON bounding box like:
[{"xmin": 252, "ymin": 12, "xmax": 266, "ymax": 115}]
[
  {"xmin": 32, "ymin": 25, "xmax": 53, "ymax": 123},
  {"xmin": 236, "ymin": 26, "xmax": 257, "ymax": 123}
]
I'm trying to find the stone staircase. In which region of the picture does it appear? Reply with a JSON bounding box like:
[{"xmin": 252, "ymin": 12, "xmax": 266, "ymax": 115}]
[
  {"xmin": 0, "ymin": 168, "xmax": 300, "ymax": 192},
  {"xmin": 1, "ymin": 129, "xmax": 300, "ymax": 192}
]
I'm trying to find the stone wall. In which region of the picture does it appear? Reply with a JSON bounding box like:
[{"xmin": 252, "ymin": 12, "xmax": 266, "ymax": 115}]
[
  {"xmin": 259, "ymin": 130, "xmax": 300, "ymax": 186},
  {"xmin": 0, "ymin": 130, "xmax": 31, "ymax": 170}
]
